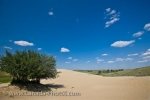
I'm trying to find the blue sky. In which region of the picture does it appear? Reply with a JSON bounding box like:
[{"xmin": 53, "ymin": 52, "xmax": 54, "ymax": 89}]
[{"xmin": 0, "ymin": 0, "xmax": 150, "ymax": 69}]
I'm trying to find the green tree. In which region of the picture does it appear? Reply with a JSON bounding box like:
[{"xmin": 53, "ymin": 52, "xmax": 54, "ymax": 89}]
[{"xmin": 0, "ymin": 50, "xmax": 57, "ymax": 84}]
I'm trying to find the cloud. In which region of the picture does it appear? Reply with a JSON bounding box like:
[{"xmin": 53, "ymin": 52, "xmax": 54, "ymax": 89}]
[
  {"xmin": 48, "ymin": 11, "xmax": 54, "ymax": 16},
  {"xmin": 48, "ymin": 11, "xmax": 53, "ymax": 16},
  {"xmin": 67, "ymin": 57, "xmax": 78, "ymax": 62},
  {"xmin": 142, "ymin": 49, "xmax": 150, "ymax": 56},
  {"xmin": 37, "ymin": 48, "xmax": 42, "ymax": 51},
  {"xmin": 14, "ymin": 40, "xmax": 34, "ymax": 46},
  {"xmin": 65, "ymin": 61, "xmax": 71, "ymax": 64},
  {"xmin": 60, "ymin": 47, "xmax": 70, "ymax": 53},
  {"xmin": 128, "ymin": 53, "xmax": 138, "ymax": 56},
  {"xmin": 86, "ymin": 61, "xmax": 91, "ymax": 63},
  {"xmin": 111, "ymin": 40, "xmax": 135, "ymax": 48},
  {"xmin": 115, "ymin": 58, "xmax": 124, "ymax": 62},
  {"xmin": 107, "ymin": 61, "xmax": 114, "ymax": 63},
  {"xmin": 73, "ymin": 59, "xmax": 78, "ymax": 62},
  {"xmin": 144, "ymin": 23, "xmax": 150, "ymax": 31},
  {"xmin": 109, "ymin": 10, "xmax": 116, "ymax": 15},
  {"xmin": 133, "ymin": 31, "xmax": 144, "ymax": 38},
  {"xmin": 105, "ymin": 8, "xmax": 116, "ymax": 15},
  {"xmin": 138, "ymin": 49, "xmax": 150, "ymax": 63},
  {"xmin": 115, "ymin": 58, "xmax": 133, "ymax": 62},
  {"xmin": 101, "ymin": 53, "xmax": 108, "ymax": 56},
  {"xmin": 96, "ymin": 58, "xmax": 104, "ymax": 63},
  {"xmin": 97, "ymin": 59, "xmax": 104, "ymax": 62},
  {"xmin": 125, "ymin": 58, "xmax": 133, "ymax": 61},
  {"xmin": 105, "ymin": 18, "xmax": 120, "ymax": 28},
  {"xmin": 107, "ymin": 57, "xmax": 133, "ymax": 64},
  {"xmin": 138, "ymin": 60, "xmax": 148, "ymax": 63},
  {"xmin": 106, "ymin": 8, "xmax": 111, "ymax": 12},
  {"xmin": 105, "ymin": 8, "xmax": 120, "ymax": 28},
  {"xmin": 142, "ymin": 56, "xmax": 150, "ymax": 59},
  {"xmin": 4, "ymin": 46, "xmax": 12, "ymax": 50},
  {"xmin": 67, "ymin": 57, "xmax": 72, "ymax": 60}
]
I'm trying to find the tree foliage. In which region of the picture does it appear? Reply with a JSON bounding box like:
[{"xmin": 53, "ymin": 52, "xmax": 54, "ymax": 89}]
[{"xmin": 0, "ymin": 50, "xmax": 57, "ymax": 84}]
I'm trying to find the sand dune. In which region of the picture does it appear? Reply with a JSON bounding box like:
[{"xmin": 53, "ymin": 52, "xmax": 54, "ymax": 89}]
[{"xmin": 1, "ymin": 69, "xmax": 150, "ymax": 100}]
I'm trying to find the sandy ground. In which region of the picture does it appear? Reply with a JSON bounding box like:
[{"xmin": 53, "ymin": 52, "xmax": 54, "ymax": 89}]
[{"xmin": 0, "ymin": 69, "xmax": 150, "ymax": 100}]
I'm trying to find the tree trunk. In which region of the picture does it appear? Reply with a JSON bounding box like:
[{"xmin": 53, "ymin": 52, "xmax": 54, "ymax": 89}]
[{"xmin": 35, "ymin": 78, "xmax": 40, "ymax": 84}]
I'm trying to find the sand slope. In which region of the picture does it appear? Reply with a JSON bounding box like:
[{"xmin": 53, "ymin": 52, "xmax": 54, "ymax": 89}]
[{"xmin": 1, "ymin": 69, "xmax": 150, "ymax": 100}]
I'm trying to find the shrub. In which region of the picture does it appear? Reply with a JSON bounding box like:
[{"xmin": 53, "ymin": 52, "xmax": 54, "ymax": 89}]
[{"xmin": 0, "ymin": 50, "xmax": 57, "ymax": 84}]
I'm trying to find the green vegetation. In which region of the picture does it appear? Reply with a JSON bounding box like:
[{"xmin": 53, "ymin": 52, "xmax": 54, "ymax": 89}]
[
  {"xmin": 75, "ymin": 69, "xmax": 123, "ymax": 75},
  {"xmin": 0, "ymin": 50, "xmax": 57, "ymax": 84},
  {"xmin": 75, "ymin": 66, "xmax": 150, "ymax": 76},
  {"xmin": 0, "ymin": 71, "xmax": 11, "ymax": 83},
  {"xmin": 103, "ymin": 66, "xmax": 150, "ymax": 76}
]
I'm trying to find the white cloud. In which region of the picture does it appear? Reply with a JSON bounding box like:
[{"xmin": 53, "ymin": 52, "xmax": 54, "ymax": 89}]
[
  {"xmin": 48, "ymin": 11, "xmax": 54, "ymax": 16},
  {"xmin": 140, "ymin": 49, "xmax": 150, "ymax": 63},
  {"xmin": 111, "ymin": 40, "xmax": 135, "ymax": 48},
  {"xmin": 115, "ymin": 57, "xmax": 133, "ymax": 62},
  {"xmin": 37, "ymin": 48, "xmax": 42, "ymax": 51},
  {"xmin": 116, "ymin": 58, "xmax": 124, "ymax": 62},
  {"xmin": 105, "ymin": 18, "xmax": 120, "ymax": 28},
  {"xmin": 138, "ymin": 60, "xmax": 148, "ymax": 63},
  {"xmin": 128, "ymin": 53, "xmax": 138, "ymax": 56},
  {"xmin": 142, "ymin": 49, "xmax": 150, "ymax": 56},
  {"xmin": 96, "ymin": 57, "xmax": 104, "ymax": 61},
  {"xmin": 65, "ymin": 61, "xmax": 71, "ymax": 64},
  {"xmin": 143, "ymin": 56, "xmax": 150, "ymax": 59},
  {"xmin": 97, "ymin": 59, "xmax": 104, "ymax": 62},
  {"xmin": 109, "ymin": 10, "xmax": 116, "ymax": 15},
  {"xmin": 106, "ymin": 8, "xmax": 111, "ymax": 12},
  {"xmin": 144, "ymin": 23, "xmax": 150, "ymax": 31},
  {"xmin": 60, "ymin": 47, "xmax": 70, "ymax": 53},
  {"xmin": 107, "ymin": 61, "xmax": 114, "ymax": 63},
  {"xmin": 67, "ymin": 57, "xmax": 72, "ymax": 60},
  {"xmin": 86, "ymin": 61, "xmax": 91, "ymax": 63},
  {"xmin": 105, "ymin": 8, "xmax": 120, "ymax": 28},
  {"xmin": 73, "ymin": 59, "xmax": 78, "ymax": 62},
  {"xmin": 67, "ymin": 57, "xmax": 78, "ymax": 62},
  {"xmin": 14, "ymin": 40, "xmax": 34, "ymax": 46},
  {"xmin": 125, "ymin": 58, "xmax": 133, "ymax": 61},
  {"xmin": 4, "ymin": 46, "xmax": 12, "ymax": 50},
  {"xmin": 101, "ymin": 53, "xmax": 108, "ymax": 56},
  {"xmin": 133, "ymin": 31, "xmax": 144, "ymax": 38},
  {"xmin": 96, "ymin": 58, "xmax": 104, "ymax": 63}
]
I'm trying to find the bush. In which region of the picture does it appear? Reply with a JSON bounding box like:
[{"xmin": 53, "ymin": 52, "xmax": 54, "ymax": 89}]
[
  {"xmin": 0, "ymin": 50, "xmax": 57, "ymax": 84},
  {"xmin": 97, "ymin": 71, "xmax": 101, "ymax": 75}
]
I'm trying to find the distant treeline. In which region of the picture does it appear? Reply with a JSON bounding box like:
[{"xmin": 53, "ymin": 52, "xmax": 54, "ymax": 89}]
[
  {"xmin": 75, "ymin": 69, "xmax": 124, "ymax": 75},
  {"xmin": 96, "ymin": 69, "xmax": 124, "ymax": 74},
  {"xmin": 75, "ymin": 66, "xmax": 150, "ymax": 76}
]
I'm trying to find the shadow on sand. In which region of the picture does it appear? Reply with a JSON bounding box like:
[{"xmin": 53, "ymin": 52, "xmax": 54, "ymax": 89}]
[{"xmin": 12, "ymin": 83, "xmax": 64, "ymax": 92}]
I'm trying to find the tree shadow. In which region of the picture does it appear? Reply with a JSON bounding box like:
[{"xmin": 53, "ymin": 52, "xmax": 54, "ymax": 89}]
[
  {"xmin": 26, "ymin": 83, "xmax": 64, "ymax": 92},
  {"xmin": 12, "ymin": 82, "xmax": 64, "ymax": 92}
]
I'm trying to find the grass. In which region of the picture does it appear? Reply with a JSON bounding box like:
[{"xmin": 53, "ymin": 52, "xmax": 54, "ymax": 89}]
[
  {"xmin": 74, "ymin": 70, "xmax": 100, "ymax": 75},
  {"xmin": 0, "ymin": 71, "xmax": 11, "ymax": 84},
  {"xmin": 103, "ymin": 66, "xmax": 150, "ymax": 76},
  {"xmin": 75, "ymin": 66, "xmax": 150, "ymax": 76}
]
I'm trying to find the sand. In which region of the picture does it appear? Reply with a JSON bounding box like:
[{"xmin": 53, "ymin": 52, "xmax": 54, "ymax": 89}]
[{"xmin": 0, "ymin": 69, "xmax": 150, "ymax": 100}]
